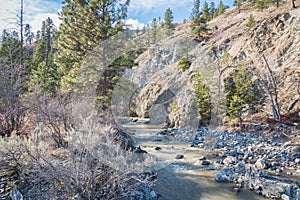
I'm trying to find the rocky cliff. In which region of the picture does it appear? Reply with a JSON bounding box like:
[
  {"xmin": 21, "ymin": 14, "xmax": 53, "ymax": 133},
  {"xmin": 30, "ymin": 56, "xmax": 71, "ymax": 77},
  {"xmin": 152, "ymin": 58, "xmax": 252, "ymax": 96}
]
[{"xmin": 118, "ymin": 4, "xmax": 300, "ymax": 128}]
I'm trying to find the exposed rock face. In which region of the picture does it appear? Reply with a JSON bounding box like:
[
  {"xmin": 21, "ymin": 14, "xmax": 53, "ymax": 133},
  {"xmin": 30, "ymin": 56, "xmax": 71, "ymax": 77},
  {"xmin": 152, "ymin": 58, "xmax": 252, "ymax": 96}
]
[{"xmin": 120, "ymin": 5, "xmax": 300, "ymax": 128}]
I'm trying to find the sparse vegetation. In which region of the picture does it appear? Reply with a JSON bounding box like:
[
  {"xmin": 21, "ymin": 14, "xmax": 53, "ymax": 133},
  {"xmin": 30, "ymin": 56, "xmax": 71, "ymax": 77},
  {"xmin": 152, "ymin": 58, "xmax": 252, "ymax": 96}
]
[
  {"xmin": 246, "ymin": 14, "xmax": 255, "ymax": 29},
  {"xmin": 0, "ymin": 119, "xmax": 153, "ymax": 199},
  {"xmin": 178, "ymin": 56, "xmax": 192, "ymax": 71}
]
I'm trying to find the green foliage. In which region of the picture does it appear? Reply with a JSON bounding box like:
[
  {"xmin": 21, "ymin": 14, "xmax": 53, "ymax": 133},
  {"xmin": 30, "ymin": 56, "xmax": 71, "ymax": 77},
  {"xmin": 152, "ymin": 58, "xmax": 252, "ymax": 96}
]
[
  {"xmin": 224, "ymin": 65, "xmax": 256, "ymax": 119},
  {"xmin": 178, "ymin": 56, "xmax": 192, "ymax": 71},
  {"xmin": 55, "ymin": 0, "xmax": 130, "ymax": 110},
  {"xmin": 163, "ymin": 8, "xmax": 174, "ymax": 30},
  {"xmin": 246, "ymin": 14, "xmax": 255, "ymax": 29},
  {"xmin": 216, "ymin": 0, "xmax": 227, "ymax": 16},
  {"xmin": 257, "ymin": 0, "xmax": 271, "ymax": 10},
  {"xmin": 190, "ymin": 16, "xmax": 208, "ymax": 41},
  {"xmin": 55, "ymin": 0, "xmax": 130, "ymax": 90},
  {"xmin": 190, "ymin": 0, "xmax": 228, "ymax": 40},
  {"xmin": 202, "ymin": 2, "xmax": 211, "ymax": 21},
  {"xmin": 0, "ymin": 30, "xmax": 21, "ymax": 67},
  {"xmin": 194, "ymin": 73, "xmax": 211, "ymax": 122},
  {"xmin": 151, "ymin": 18, "xmax": 158, "ymax": 43},
  {"xmin": 234, "ymin": 0, "xmax": 246, "ymax": 9},
  {"xmin": 170, "ymin": 99, "xmax": 177, "ymax": 112},
  {"xmin": 191, "ymin": 0, "xmax": 201, "ymax": 19},
  {"xmin": 209, "ymin": 2, "xmax": 216, "ymax": 17},
  {"xmin": 29, "ymin": 17, "xmax": 60, "ymax": 94}
]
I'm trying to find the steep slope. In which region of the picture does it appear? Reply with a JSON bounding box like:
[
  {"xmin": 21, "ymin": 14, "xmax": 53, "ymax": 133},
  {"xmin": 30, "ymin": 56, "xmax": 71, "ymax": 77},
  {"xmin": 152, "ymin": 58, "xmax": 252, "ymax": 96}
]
[{"xmin": 123, "ymin": 3, "xmax": 300, "ymax": 128}]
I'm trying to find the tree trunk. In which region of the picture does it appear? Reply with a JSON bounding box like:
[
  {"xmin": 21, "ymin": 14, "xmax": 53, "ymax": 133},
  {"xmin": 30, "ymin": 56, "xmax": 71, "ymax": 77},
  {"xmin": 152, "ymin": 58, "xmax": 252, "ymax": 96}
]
[
  {"xmin": 20, "ymin": 0, "xmax": 24, "ymax": 67},
  {"xmin": 262, "ymin": 55, "xmax": 281, "ymax": 121},
  {"xmin": 292, "ymin": 0, "xmax": 296, "ymax": 8}
]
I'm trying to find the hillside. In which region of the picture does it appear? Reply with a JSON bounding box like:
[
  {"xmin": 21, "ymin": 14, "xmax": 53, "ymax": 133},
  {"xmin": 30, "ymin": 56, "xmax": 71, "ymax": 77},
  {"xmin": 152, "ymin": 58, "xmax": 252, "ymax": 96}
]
[{"xmin": 122, "ymin": 3, "xmax": 300, "ymax": 129}]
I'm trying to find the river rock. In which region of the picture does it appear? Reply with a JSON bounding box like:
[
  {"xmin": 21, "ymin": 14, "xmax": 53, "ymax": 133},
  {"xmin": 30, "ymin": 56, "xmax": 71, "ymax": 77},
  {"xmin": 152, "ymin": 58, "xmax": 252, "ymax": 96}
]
[
  {"xmin": 201, "ymin": 160, "xmax": 211, "ymax": 166},
  {"xmin": 10, "ymin": 188, "xmax": 23, "ymax": 200},
  {"xmin": 149, "ymin": 190, "xmax": 157, "ymax": 198},
  {"xmin": 215, "ymin": 168, "xmax": 234, "ymax": 183},
  {"xmin": 255, "ymin": 158, "xmax": 268, "ymax": 169},
  {"xmin": 175, "ymin": 154, "xmax": 184, "ymax": 159},
  {"xmin": 199, "ymin": 156, "xmax": 206, "ymax": 160},
  {"xmin": 134, "ymin": 146, "xmax": 147, "ymax": 154},
  {"xmin": 155, "ymin": 147, "xmax": 162, "ymax": 151},
  {"xmin": 223, "ymin": 156, "xmax": 238, "ymax": 166}
]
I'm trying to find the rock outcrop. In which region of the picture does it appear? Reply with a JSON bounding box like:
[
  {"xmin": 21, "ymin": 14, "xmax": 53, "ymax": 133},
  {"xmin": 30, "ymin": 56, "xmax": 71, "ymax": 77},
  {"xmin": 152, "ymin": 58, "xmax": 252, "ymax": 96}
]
[{"xmin": 118, "ymin": 5, "xmax": 300, "ymax": 128}]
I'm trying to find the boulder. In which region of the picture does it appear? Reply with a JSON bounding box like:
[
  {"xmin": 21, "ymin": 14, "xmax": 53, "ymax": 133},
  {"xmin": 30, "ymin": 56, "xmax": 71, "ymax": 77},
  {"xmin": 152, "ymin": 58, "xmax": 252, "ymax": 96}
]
[
  {"xmin": 215, "ymin": 168, "xmax": 234, "ymax": 183},
  {"xmin": 175, "ymin": 154, "xmax": 184, "ymax": 159},
  {"xmin": 255, "ymin": 158, "xmax": 268, "ymax": 169},
  {"xmin": 10, "ymin": 188, "xmax": 23, "ymax": 200},
  {"xmin": 223, "ymin": 156, "xmax": 238, "ymax": 166}
]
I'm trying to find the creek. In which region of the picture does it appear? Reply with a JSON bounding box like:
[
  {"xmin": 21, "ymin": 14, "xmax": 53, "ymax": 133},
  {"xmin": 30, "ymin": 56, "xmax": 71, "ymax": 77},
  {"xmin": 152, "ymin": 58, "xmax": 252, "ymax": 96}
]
[{"xmin": 120, "ymin": 120, "xmax": 267, "ymax": 200}]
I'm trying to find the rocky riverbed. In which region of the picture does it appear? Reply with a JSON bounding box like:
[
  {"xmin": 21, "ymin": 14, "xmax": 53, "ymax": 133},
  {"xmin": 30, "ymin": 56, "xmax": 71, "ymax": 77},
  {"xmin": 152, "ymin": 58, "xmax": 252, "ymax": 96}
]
[{"xmin": 158, "ymin": 123, "xmax": 300, "ymax": 199}]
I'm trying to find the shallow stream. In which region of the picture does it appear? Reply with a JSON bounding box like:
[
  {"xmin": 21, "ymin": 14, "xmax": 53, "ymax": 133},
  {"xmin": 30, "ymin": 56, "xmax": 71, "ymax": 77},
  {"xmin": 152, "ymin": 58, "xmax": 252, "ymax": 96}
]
[{"xmin": 120, "ymin": 121, "xmax": 267, "ymax": 200}]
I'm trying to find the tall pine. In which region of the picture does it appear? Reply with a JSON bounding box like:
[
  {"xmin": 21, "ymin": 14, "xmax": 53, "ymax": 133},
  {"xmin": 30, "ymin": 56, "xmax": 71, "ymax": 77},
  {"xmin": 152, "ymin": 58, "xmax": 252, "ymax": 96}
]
[
  {"xmin": 163, "ymin": 8, "xmax": 174, "ymax": 30},
  {"xmin": 29, "ymin": 17, "xmax": 59, "ymax": 94},
  {"xmin": 55, "ymin": 0, "xmax": 130, "ymax": 109}
]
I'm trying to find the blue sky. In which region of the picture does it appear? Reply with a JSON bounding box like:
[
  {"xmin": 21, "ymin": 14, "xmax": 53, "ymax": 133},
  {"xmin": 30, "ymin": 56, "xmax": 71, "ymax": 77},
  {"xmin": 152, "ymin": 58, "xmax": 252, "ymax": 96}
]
[{"xmin": 0, "ymin": 0, "xmax": 234, "ymax": 34}]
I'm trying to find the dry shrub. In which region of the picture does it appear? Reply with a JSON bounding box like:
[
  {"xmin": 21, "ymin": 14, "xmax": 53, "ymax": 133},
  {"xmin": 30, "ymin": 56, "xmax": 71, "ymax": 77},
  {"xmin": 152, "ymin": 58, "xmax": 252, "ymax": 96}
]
[{"xmin": 0, "ymin": 118, "xmax": 155, "ymax": 199}]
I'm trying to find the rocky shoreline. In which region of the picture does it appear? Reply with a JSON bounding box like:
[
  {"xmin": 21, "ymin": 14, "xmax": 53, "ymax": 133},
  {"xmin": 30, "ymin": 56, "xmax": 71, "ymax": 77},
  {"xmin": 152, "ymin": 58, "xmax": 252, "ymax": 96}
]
[{"xmin": 159, "ymin": 124, "xmax": 300, "ymax": 199}]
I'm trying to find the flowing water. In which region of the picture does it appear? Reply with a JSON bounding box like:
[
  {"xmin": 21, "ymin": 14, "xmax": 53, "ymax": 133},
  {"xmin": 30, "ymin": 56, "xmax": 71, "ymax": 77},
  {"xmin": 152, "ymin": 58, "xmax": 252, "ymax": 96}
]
[{"xmin": 120, "ymin": 120, "xmax": 267, "ymax": 200}]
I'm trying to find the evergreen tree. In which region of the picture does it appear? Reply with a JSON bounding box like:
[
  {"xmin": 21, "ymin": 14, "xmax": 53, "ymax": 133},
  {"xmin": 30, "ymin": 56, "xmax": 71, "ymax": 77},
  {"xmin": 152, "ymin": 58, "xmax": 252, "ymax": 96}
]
[
  {"xmin": 234, "ymin": 0, "xmax": 245, "ymax": 12},
  {"xmin": 209, "ymin": 2, "xmax": 216, "ymax": 18},
  {"xmin": 24, "ymin": 24, "xmax": 34, "ymax": 44},
  {"xmin": 217, "ymin": 0, "xmax": 227, "ymax": 15},
  {"xmin": 194, "ymin": 73, "xmax": 211, "ymax": 124},
  {"xmin": 163, "ymin": 8, "xmax": 174, "ymax": 30},
  {"xmin": 191, "ymin": 0, "xmax": 201, "ymax": 19},
  {"xmin": 224, "ymin": 65, "xmax": 256, "ymax": 120},
  {"xmin": 190, "ymin": 16, "xmax": 208, "ymax": 41},
  {"xmin": 0, "ymin": 30, "xmax": 21, "ymax": 67},
  {"xmin": 29, "ymin": 17, "xmax": 59, "ymax": 94},
  {"xmin": 55, "ymin": 0, "xmax": 130, "ymax": 92},
  {"xmin": 151, "ymin": 18, "xmax": 158, "ymax": 43},
  {"xmin": 190, "ymin": 0, "xmax": 208, "ymax": 41},
  {"xmin": 202, "ymin": 1, "xmax": 210, "ymax": 21}
]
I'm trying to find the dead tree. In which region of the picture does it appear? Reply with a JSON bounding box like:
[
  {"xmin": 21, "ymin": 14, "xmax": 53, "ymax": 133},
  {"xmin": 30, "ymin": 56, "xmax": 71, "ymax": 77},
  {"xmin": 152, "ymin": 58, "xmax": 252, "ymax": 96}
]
[{"xmin": 259, "ymin": 55, "xmax": 281, "ymax": 121}]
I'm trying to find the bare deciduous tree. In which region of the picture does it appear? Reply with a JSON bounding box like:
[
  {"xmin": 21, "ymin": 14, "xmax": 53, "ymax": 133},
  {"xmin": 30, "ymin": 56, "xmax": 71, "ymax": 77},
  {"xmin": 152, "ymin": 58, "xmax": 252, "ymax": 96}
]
[{"xmin": 257, "ymin": 54, "xmax": 281, "ymax": 121}]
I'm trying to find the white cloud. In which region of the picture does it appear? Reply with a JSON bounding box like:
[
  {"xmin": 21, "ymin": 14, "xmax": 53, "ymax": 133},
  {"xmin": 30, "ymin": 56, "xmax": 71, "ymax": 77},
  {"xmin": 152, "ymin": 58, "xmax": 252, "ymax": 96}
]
[
  {"xmin": 0, "ymin": 0, "xmax": 61, "ymax": 35},
  {"xmin": 30, "ymin": 12, "xmax": 61, "ymax": 33},
  {"xmin": 125, "ymin": 19, "xmax": 145, "ymax": 30},
  {"xmin": 129, "ymin": 0, "xmax": 193, "ymax": 11}
]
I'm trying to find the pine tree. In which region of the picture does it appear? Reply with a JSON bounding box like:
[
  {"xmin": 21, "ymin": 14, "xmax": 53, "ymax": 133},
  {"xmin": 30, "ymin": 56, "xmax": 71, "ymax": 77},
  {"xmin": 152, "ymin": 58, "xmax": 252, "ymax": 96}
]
[
  {"xmin": 190, "ymin": 16, "xmax": 208, "ymax": 41},
  {"xmin": 190, "ymin": 0, "xmax": 208, "ymax": 41},
  {"xmin": 202, "ymin": 1, "xmax": 210, "ymax": 21},
  {"xmin": 234, "ymin": 0, "xmax": 244, "ymax": 12},
  {"xmin": 163, "ymin": 8, "xmax": 174, "ymax": 30},
  {"xmin": 151, "ymin": 18, "xmax": 158, "ymax": 44},
  {"xmin": 224, "ymin": 65, "xmax": 256, "ymax": 120},
  {"xmin": 209, "ymin": 2, "xmax": 216, "ymax": 18},
  {"xmin": 194, "ymin": 73, "xmax": 211, "ymax": 125},
  {"xmin": 29, "ymin": 17, "xmax": 59, "ymax": 94},
  {"xmin": 217, "ymin": 0, "xmax": 227, "ymax": 15},
  {"xmin": 191, "ymin": 0, "xmax": 201, "ymax": 19},
  {"xmin": 55, "ymin": 0, "xmax": 130, "ymax": 91},
  {"xmin": 24, "ymin": 24, "xmax": 34, "ymax": 44}
]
